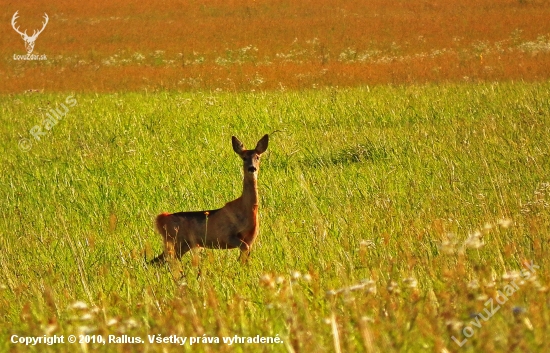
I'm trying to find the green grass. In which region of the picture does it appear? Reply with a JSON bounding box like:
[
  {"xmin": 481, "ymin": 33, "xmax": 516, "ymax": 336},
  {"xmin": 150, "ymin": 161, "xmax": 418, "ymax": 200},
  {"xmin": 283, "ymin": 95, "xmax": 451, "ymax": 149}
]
[{"xmin": 1, "ymin": 82, "xmax": 549, "ymax": 352}]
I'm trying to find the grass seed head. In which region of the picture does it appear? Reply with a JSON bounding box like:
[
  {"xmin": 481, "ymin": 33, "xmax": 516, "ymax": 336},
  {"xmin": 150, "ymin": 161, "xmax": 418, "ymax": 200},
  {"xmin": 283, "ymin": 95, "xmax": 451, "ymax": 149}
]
[
  {"xmin": 80, "ymin": 313, "xmax": 93, "ymax": 321},
  {"xmin": 70, "ymin": 301, "xmax": 88, "ymax": 310},
  {"xmin": 77, "ymin": 325, "xmax": 96, "ymax": 335},
  {"xmin": 438, "ymin": 233, "xmax": 458, "ymax": 254},
  {"xmin": 497, "ymin": 218, "xmax": 513, "ymax": 228},
  {"xmin": 260, "ymin": 274, "xmax": 275, "ymax": 288},
  {"xmin": 502, "ymin": 271, "xmax": 521, "ymax": 281},
  {"xmin": 124, "ymin": 318, "xmax": 139, "ymax": 329},
  {"xmin": 387, "ymin": 281, "xmax": 400, "ymax": 294},
  {"xmin": 403, "ymin": 277, "xmax": 418, "ymax": 288},
  {"xmin": 464, "ymin": 232, "xmax": 485, "ymax": 249}
]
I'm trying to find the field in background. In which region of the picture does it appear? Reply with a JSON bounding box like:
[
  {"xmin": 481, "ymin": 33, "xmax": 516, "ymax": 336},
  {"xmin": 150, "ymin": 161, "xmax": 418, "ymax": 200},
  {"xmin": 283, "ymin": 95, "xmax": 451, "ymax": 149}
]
[
  {"xmin": 1, "ymin": 82, "xmax": 549, "ymax": 351},
  {"xmin": 2, "ymin": 0, "xmax": 550, "ymax": 92}
]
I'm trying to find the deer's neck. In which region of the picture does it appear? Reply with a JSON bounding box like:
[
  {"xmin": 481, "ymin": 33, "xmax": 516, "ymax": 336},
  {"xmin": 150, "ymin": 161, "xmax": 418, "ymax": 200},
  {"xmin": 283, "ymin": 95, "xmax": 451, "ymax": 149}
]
[{"xmin": 242, "ymin": 174, "xmax": 259, "ymax": 208}]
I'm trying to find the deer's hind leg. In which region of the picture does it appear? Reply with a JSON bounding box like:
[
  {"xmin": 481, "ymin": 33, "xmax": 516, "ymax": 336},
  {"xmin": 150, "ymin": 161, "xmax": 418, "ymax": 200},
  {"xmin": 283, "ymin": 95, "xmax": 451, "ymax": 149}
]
[
  {"xmin": 149, "ymin": 252, "xmax": 167, "ymax": 265},
  {"xmin": 149, "ymin": 235, "xmax": 192, "ymax": 265}
]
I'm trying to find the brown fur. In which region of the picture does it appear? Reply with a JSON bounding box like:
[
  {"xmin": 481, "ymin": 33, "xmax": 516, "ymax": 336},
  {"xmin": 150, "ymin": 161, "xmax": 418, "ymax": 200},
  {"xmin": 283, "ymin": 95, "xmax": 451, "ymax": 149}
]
[{"xmin": 150, "ymin": 134, "xmax": 268, "ymax": 265}]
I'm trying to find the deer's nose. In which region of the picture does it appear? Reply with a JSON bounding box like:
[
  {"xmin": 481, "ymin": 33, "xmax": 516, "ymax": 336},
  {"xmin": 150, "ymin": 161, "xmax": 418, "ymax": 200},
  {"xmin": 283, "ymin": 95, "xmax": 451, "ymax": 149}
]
[{"xmin": 248, "ymin": 166, "xmax": 257, "ymax": 173}]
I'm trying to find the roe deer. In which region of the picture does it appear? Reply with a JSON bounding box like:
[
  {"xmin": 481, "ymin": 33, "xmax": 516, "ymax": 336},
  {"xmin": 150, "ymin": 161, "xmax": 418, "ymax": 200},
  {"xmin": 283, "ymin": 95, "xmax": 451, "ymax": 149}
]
[{"xmin": 150, "ymin": 134, "xmax": 269, "ymax": 264}]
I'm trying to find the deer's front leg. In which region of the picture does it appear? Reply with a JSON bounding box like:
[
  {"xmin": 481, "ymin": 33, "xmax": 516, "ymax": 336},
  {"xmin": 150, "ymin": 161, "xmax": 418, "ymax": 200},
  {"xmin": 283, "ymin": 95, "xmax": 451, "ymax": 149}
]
[
  {"xmin": 238, "ymin": 248, "xmax": 251, "ymax": 263},
  {"xmin": 226, "ymin": 233, "xmax": 251, "ymax": 262}
]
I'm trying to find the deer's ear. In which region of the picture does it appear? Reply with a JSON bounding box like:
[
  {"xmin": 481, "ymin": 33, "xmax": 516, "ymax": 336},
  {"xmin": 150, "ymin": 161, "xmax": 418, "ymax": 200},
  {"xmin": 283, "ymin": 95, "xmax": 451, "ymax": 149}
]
[
  {"xmin": 232, "ymin": 136, "xmax": 245, "ymax": 154},
  {"xmin": 255, "ymin": 134, "xmax": 269, "ymax": 154}
]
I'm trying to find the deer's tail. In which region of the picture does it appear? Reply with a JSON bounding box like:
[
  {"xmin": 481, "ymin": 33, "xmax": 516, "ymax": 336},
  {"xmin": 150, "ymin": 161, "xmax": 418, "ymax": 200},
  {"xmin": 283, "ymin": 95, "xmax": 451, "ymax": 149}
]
[
  {"xmin": 155, "ymin": 212, "xmax": 171, "ymax": 236},
  {"xmin": 149, "ymin": 212, "xmax": 172, "ymax": 265}
]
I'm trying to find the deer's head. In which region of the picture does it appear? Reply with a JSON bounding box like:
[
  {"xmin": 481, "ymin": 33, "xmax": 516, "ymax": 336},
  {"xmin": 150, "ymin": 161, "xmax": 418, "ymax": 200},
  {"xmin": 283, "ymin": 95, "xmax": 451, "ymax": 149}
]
[
  {"xmin": 12, "ymin": 11, "xmax": 49, "ymax": 54},
  {"xmin": 232, "ymin": 134, "xmax": 269, "ymax": 178}
]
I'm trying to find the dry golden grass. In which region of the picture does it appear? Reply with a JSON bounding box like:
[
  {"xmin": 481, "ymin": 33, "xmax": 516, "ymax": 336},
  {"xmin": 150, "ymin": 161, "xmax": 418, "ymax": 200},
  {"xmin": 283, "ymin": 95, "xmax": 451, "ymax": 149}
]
[{"xmin": 2, "ymin": 0, "xmax": 550, "ymax": 92}]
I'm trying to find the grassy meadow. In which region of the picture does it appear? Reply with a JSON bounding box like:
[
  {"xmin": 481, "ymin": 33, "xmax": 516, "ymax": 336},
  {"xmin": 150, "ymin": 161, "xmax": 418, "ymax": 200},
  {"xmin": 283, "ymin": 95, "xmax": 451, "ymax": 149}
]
[
  {"xmin": 1, "ymin": 82, "xmax": 550, "ymax": 352},
  {"xmin": 2, "ymin": 0, "xmax": 550, "ymax": 352}
]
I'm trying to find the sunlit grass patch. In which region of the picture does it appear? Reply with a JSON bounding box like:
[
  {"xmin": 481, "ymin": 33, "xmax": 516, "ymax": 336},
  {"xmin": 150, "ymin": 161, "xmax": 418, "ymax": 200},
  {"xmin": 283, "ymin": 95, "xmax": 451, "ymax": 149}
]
[{"xmin": 0, "ymin": 82, "xmax": 549, "ymax": 351}]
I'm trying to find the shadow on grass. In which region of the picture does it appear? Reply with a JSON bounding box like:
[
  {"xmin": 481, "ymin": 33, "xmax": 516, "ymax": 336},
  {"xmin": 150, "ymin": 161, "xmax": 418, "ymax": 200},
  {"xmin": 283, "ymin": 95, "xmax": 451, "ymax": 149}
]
[
  {"xmin": 271, "ymin": 140, "xmax": 390, "ymax": 170},
  {"xmin": 327, "ymin": 141, "xmax": 389, "ymax": 166}
]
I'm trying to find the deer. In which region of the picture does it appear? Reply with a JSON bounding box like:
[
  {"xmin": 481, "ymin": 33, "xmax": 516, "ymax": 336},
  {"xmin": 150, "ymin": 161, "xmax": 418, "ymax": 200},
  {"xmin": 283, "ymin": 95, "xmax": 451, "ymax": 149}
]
[
  {"xmin": 150, "ymin": 134, "xmax": 269, "ymax": 265},
  {"xmin": 11, "ymin": 11, "xmax": 49, "ymax": 54}
]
